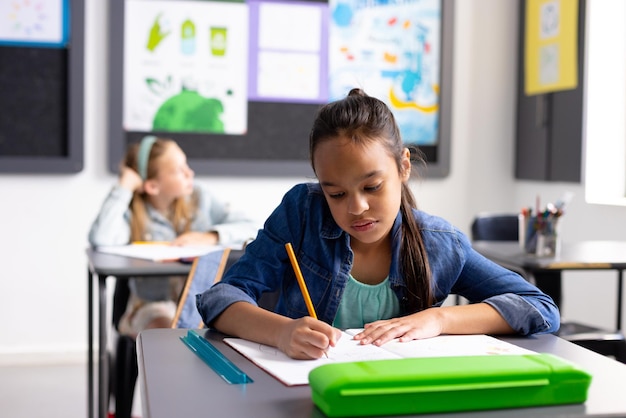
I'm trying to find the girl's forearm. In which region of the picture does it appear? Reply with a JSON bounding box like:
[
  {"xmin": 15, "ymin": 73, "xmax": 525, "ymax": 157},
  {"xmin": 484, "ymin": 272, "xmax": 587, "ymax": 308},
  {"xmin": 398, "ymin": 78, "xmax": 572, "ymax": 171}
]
[
  {"xmin": 213, "ymin": 301, "xmax": 292, "ymax": 347},
  {"xmin": 438, "ymin": 303, "xmax": 515, "ymax": 335}
]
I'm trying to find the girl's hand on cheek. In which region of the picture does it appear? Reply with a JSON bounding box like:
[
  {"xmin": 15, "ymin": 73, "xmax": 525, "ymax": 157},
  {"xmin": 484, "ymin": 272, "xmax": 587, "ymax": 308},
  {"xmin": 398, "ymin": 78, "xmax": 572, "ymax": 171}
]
[
  {"xmin": 353, "ymin": 309, "xmax": 444, "ymax": 346},
  {"xmin": 118, "ymin": 165, "xmax": 143, "ymax": 192}
]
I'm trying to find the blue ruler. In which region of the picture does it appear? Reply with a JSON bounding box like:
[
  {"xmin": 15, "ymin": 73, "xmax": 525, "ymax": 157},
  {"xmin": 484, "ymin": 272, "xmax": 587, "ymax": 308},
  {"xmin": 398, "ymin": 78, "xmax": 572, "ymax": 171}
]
[{"xmin": 180, "ymin": 330, "xmax": 253, "ymax": 384}]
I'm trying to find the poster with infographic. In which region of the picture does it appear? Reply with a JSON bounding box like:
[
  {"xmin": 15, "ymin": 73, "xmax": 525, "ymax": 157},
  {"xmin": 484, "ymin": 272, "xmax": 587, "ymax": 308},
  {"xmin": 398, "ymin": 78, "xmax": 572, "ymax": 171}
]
[
  {"xmin": 328, "ymin": 0, "xmax": 441, "ymax": 145},
  {"xmin": 124, "ymin": 0, "xmax": 248, "ymax": 134},
  {"xmin": 0, "ymin": 0, "xmax": 69, "ymax": 46}
]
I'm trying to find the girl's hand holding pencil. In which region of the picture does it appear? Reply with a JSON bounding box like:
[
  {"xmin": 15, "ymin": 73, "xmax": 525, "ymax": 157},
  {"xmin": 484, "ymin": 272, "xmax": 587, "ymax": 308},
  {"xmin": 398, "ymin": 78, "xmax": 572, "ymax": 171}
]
[{"xmin": 284, "ymin": 243, "xmax": 341, "ymax": 359}]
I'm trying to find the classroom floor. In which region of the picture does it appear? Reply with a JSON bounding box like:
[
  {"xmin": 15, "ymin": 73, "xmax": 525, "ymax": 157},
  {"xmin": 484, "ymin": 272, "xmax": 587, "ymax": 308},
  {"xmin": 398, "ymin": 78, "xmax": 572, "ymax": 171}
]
[
  {"xmin": 0, "ymin": 359, "xmax": 141, "ymax": 418},
  {"xmin": 0, "ymin": 360, "xmax": 86, "ymax": 418}
]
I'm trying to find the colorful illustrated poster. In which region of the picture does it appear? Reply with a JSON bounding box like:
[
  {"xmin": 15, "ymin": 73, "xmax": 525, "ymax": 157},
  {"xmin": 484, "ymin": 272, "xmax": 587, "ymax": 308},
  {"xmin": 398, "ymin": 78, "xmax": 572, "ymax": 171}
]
[
  {"xmin": 524, "ymin": 0, "xmax": 578, "ymax": 95},
  {"xmin": 0, "ymin": 0, "xmax": 69, "ymax": 47},
  {"xmin": 248, "ymin": 0, "xmax": 329, "ymax": 104},
  {"xmin": 328, "ymin": 0, "xmax": 441, "ymax": 145},
  {"xmin": 124, "ymin": 0, "xmax": 248, "ymax": 135}
]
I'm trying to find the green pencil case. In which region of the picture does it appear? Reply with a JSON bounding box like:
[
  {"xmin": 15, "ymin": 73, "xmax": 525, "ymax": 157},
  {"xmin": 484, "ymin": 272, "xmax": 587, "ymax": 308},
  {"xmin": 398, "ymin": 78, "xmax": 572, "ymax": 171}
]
[{"xmin": 309, "ymin": 354, "xmax": 592, "ymax": 417}]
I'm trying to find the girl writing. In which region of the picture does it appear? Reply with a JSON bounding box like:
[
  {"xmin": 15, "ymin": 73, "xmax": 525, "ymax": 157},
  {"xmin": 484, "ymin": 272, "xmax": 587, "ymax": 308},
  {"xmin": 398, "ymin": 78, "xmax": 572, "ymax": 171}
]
[
  {"xmin": 197, "ymin": 89, "xmax": 559, "ymax": 359},
  {"xmin": 89, "ymin": 136, "xmax": 257, "ymax": 337}
]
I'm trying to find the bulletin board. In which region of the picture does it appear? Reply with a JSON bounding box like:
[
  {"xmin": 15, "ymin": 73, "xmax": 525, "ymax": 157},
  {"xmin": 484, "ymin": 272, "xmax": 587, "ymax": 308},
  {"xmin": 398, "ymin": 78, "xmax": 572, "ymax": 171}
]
[
  {"xmin": 109, "ymin": 0, "xmax": 454, "ymax": 177},
  {"xmin": 0, "ymin": 0, "xmax": 84, "ymax": 174}
]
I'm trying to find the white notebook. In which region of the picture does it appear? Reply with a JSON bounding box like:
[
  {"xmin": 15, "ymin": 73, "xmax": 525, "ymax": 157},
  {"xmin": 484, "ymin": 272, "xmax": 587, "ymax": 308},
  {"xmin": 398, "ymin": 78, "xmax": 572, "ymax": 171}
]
[
  {"xmin": 224, "ymin": 330, "xmax": 536, "ymax": 386},
  {"xmin": 96, "ymin": 244, "xmax": 225, "ymax": 262}
]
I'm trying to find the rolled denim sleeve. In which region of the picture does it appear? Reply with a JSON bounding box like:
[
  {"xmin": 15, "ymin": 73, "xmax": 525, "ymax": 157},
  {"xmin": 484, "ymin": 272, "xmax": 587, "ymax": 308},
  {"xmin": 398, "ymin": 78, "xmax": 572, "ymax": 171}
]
[
  {"xmin": 419, "ymin": 212, "xmax": 560, "ymax": 336},
  {"xmin": 196, "ymin": 282, "xmax": 259, "ymax": 326},
  {"xmin": 484, "ymin": 293, "xmax": 557, "ymax": 335},
  {"xmin": 451, "ymin": 232, "xmax": 560, "ymax": 335}
]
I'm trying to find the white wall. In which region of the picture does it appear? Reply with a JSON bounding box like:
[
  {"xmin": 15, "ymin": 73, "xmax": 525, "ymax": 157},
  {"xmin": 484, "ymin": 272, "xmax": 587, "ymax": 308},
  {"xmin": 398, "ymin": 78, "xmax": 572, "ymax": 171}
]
[{"xmin": 1, "ymin": 0, "xmax": 626, "ymax": 361}]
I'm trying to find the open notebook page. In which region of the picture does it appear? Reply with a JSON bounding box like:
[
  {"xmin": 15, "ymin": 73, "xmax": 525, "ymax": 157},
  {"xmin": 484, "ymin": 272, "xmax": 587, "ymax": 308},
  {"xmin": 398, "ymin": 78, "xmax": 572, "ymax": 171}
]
[{"xmin": 223, "ymin": 330, "xmax": 536, "ymax": 386}]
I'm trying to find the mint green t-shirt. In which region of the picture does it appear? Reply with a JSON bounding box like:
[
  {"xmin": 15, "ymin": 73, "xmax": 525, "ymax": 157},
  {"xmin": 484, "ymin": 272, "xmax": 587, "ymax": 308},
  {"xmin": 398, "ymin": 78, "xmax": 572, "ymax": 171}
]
[{"xmin": 333, "ymin": 275, "xmax": 400, "ymax": 329}]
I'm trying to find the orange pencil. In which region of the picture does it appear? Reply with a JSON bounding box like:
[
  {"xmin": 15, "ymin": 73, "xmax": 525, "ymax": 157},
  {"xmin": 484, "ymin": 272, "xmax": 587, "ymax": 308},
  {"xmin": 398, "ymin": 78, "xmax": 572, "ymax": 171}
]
[
  {"xmin": 285, "ymin": 243, "xmax": 328, "ymax": 357},
  {"xmin": 285, "ymin": 243, "xmax": 317, "ymax": 319}
]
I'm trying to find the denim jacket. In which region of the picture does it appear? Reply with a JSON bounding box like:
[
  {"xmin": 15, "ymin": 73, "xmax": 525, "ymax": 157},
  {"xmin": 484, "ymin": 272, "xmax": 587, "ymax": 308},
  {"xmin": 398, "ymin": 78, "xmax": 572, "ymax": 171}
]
[{"xmin": 197, "ymin": 183, "xmax": 560, "ymax": 335}]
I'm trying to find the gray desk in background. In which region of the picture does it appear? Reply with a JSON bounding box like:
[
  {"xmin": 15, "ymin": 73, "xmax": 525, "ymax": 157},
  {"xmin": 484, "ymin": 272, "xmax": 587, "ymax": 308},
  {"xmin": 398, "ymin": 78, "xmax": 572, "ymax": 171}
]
[
  {"xmin": 137, "ymin": 328, "xmax": 626, "ymax": 418},
  {"xmin": 473, "ymin": 240, "xmax": 626, "ymax": 331},
  {"xmin": 86, "ymin": 249, "xmax": 192, "ymax": 418},
  {"xmin": 86, "ymin": 248, "xmax": 243, "ymax": 418}
]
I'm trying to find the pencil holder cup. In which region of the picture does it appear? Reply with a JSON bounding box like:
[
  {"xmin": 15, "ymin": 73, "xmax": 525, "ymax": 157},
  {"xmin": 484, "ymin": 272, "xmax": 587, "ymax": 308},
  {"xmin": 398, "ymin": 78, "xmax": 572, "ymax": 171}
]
[{"xmin": 521, "ymin": 216, "xmax": 561, "ymax": 257}]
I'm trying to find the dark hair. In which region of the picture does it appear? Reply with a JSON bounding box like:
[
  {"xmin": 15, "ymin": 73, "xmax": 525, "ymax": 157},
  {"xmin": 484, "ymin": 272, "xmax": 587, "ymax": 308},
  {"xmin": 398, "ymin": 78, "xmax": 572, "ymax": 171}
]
[{"xmin": 309, "ymin": 88, "xmax": 432, "ymax": 312}]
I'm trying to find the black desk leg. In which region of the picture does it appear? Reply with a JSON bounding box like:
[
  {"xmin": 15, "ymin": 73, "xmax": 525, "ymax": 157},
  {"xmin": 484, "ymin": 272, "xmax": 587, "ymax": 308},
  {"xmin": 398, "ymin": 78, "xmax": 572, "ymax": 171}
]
[
  {"xmin": 99, "ymin": 276, "xmax": 109, "ymax": 418},
  {"xmin": 534, "ymin": 271, "xmax": 562, "ymax": 309},
  {"xmin": 88, "ymin": 269, "xmax": 93, "ymax": 418},
  {"xmin": 618, "ymin": 270, "xmax": 623, "ymax": 331}
]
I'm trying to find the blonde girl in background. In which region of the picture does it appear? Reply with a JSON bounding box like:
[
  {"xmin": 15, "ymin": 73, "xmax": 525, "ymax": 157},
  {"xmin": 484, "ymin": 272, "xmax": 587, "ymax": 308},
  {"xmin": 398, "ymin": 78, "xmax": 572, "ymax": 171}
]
[{"xmin": 89, "ymin": 136, "xmax": 257, "ymax": 337}]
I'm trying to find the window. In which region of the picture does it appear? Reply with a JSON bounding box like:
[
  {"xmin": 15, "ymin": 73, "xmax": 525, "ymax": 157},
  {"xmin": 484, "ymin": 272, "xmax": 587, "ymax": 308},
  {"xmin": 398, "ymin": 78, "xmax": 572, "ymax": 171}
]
[{"xmin": 584, "ymin": 0, "xmax": 626, "ymax": 206}]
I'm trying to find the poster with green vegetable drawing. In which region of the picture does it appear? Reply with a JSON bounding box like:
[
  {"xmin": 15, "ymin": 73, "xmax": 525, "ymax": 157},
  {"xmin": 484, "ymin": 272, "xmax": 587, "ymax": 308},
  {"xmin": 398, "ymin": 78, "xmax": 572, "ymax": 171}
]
[{"xmin": 124, "ymin": 0, "xmax": 248, "ymax": 135}]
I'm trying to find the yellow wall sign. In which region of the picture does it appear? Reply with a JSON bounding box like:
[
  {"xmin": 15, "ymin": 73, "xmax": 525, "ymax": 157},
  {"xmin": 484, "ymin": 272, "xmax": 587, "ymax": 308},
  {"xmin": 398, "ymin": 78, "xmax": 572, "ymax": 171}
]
[{"xmin": 524, "ymin": 0, "xmax": 579, "ymax": 95}]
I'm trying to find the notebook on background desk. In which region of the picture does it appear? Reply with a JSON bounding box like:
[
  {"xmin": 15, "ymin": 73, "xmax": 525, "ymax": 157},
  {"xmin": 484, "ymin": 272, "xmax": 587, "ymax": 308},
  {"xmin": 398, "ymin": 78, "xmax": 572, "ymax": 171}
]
[
  {"xmin": 223, "ymin": 329, "xmax": 536, "ymax": 386},
  {"xmin": 96, "ymin": 243, "xmax": 239, "ymax": 262}
]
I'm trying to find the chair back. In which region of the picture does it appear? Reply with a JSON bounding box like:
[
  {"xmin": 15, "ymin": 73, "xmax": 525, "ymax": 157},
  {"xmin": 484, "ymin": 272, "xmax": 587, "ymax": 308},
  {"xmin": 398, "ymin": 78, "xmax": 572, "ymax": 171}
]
[
  {"xmin": 471, "ymin": 214, "xmax": 519, "ymax": 242},
  {"xmin": 172, "ymin": 248, "xmax": 231, "ymax": 329}
]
